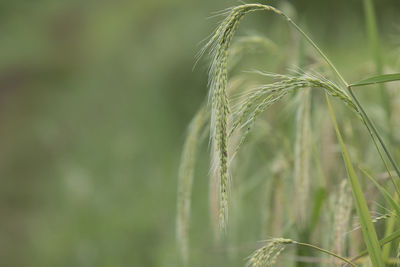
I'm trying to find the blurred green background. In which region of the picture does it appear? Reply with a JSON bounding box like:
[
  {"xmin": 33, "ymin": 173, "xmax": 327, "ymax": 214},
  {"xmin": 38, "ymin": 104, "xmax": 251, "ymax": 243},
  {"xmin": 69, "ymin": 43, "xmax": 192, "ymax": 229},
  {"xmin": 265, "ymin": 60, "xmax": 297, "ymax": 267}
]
[{"xmin": 0, "ymin": 0, "xmax": 399, "ymax": 266}]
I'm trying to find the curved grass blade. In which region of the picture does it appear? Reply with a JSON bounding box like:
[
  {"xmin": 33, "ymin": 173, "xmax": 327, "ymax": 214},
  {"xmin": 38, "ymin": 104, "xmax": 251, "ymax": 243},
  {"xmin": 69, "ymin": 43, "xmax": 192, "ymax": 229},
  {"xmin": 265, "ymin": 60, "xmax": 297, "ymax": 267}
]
[
  {"xmin": 347, "ymin": 229, "xmax": 400, "ymax": 265},
  {"xmin": 359, "ymin": 166, "xmax": 400, "ymax": 261},
  {"xmin": 326, "ymin": 94, "xmax": 384, "ymax": 267},
  {"xmin": 359, "ymin": 166, "xmax": 400, "ymax": 219},
  {"xmin": 350, "ymin": 73, "xmax": 400, "ymax": 87}
]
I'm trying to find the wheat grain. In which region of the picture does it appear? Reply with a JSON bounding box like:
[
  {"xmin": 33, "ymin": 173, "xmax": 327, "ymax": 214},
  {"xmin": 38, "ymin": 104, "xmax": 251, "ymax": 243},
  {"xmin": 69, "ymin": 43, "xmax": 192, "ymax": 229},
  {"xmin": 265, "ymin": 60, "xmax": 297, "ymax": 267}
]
[{"xmin": 246, "ymin": 238, "xmax": 293, "ymax": 267}]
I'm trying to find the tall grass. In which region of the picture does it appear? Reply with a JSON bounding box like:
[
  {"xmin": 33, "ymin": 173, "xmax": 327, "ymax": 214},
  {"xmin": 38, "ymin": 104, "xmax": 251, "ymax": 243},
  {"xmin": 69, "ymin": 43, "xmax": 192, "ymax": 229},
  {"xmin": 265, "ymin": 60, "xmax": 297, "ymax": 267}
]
[{"xmin": 177, "ymin": 2, "xmax": 400, "ymax": 266}]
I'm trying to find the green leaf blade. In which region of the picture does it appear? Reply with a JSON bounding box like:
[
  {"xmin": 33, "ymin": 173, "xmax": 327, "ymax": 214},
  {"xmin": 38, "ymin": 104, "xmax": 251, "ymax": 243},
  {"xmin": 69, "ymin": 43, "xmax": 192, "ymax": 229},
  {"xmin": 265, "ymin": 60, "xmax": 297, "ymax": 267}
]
[
  {"xmin": 350, "ymin": 73, "xmax": 400, "ymax": 87},
  {"xmin": 326, "ymin": 94, "xmax": 385, "ymax": 267}
]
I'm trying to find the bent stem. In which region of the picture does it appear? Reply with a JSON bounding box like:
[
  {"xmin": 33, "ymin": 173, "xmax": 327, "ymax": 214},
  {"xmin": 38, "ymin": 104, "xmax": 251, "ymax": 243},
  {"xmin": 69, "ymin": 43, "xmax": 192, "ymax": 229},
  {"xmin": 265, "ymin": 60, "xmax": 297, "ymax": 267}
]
[
  {"xmin": 283, "ymin": 17, "xmax": 348, "ymax": 87},
  {"xmin": 294, "ymin": 241, "xmax": 357, "ymax": 267},
  {"xmin": 347, "ymin": 86, "xmax": 400, "ymax": 180}
]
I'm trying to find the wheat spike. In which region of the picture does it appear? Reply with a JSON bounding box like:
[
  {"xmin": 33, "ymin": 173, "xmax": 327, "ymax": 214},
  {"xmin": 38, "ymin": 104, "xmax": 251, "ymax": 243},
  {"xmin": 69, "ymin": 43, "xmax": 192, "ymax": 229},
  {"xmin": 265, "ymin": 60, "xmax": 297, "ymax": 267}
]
[
  {"xmin": 176, "ymin": 106, "xmax": 207, "ymax": 265},
  {"xmin": 246, "ymin": 238, "xmax": 293, "ymax": 267},
  {"xmin": 200, "ymin": 4, "xmax": 286, "ymax": 230},
  {"xmin": 230, "ymin": 72, "xmax": 359, "ymax": 155}
]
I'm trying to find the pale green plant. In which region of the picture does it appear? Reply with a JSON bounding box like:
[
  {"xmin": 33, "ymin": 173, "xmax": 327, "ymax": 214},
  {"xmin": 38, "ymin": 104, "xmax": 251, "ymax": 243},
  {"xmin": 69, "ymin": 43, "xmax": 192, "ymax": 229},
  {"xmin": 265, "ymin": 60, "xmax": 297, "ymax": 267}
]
[{"xmin": 178, "ymin": 2, "xmax": 400, "ymax": 267}]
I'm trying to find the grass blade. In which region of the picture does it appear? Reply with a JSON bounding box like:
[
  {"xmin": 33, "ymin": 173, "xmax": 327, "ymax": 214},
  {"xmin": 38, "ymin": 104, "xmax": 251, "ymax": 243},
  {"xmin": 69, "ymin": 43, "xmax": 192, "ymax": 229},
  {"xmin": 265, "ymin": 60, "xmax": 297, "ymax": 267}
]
[
  {"xmin": 326, "ymin": 94, "xmax": 384, "ymax": 267},
  {"xmin": 358, "ymin": 166, "xmax": 400, "ymax": 219},
  {"xmin": 348, "ymin": 229, "xmax": 400, "ymax": 264},
  {"xmin": 350, "ymin": 73, "xmax": 400, "ymax": 87},
  {"xmin": 359, "ymin": 165, "xmax": 400, "ymax": 260}
]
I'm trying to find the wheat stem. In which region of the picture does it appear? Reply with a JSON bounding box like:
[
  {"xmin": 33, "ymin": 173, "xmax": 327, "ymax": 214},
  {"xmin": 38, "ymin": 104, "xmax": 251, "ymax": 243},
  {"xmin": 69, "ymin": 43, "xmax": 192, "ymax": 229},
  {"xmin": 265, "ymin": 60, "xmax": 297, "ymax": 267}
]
[{"xmin": 294, "ymin": 241, "xmax": 357, "ymax": 267}]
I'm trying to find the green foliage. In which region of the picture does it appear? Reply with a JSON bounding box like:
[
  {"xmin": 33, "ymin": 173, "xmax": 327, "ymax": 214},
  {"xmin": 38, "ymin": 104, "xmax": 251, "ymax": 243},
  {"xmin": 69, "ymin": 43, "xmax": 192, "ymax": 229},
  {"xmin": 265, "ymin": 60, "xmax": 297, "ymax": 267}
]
[
  {"xmin": 350, "ymin": 73, "xmax": 400, "ymax": 87},
  {"xmin": 327, "ymin": 95, "xmax": 384, "ymax": 267}
]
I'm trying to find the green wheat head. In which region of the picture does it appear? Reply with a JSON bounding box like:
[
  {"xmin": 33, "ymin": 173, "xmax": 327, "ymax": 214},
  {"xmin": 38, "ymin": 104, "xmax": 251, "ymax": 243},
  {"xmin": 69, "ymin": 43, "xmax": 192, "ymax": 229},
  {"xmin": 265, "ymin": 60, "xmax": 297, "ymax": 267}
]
[
  {"xmin": 176, "ymin": 106, "xmax": 207, "ymax": 265},
  {"xmin": 246, "ymin": 238, "xmax": 293, "ymax": 267},
  {"xmin": 199, "ymin": 3, "xmax": 361, "ymax": 232}
]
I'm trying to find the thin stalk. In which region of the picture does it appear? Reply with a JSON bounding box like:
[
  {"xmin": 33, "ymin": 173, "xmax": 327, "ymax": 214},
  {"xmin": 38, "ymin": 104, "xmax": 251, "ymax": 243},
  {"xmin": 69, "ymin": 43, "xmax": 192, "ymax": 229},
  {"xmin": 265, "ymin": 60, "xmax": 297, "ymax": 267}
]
[
  {"xmin": 284, "ymin": 7, "xmax": 400, "ymax": 186},
  {"xmin": 282, "ymin": 17, "xmax": 348, "ymax": 87},
  {"xmin": 347, "ymin": 86, "xmax": 400, "ymax": 180},
  {"xmin": 293, "ymin": 241, "xmax": 357, "ymax": 267},
  {"xmin": 362, "ymin": 0, "xmax": 391, "ymax": 123},
  {"xmin": 363, "ymin": 0, "xmax": 383, "ymax": 73}
]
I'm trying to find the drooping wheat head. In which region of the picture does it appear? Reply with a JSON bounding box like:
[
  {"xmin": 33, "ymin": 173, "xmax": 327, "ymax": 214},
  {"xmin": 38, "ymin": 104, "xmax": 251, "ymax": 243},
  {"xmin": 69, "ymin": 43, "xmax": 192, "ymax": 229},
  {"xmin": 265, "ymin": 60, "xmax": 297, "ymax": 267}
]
[
  {"xmin": 199, "ymin": 4, "xmax": 286, "ymax": 230},
  {"xmin": 246, "ymin": 238, "xmax": 293, "ymax": 267},
  {"xmin": 230, "ymin": 72, "xmax": 360, "ymax": 154},
  {"xmin": 200, "ymin": 2, "xmax": 360, "ymax": 232}
]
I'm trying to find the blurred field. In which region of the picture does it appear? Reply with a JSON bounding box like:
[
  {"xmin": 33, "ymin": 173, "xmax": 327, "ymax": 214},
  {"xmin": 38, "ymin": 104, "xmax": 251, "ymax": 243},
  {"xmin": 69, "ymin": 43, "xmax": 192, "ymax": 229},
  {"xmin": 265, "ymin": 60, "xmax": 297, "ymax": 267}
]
[{"xmin": 0, "ymin": 0, "xmax": 399, "ymax": 266}]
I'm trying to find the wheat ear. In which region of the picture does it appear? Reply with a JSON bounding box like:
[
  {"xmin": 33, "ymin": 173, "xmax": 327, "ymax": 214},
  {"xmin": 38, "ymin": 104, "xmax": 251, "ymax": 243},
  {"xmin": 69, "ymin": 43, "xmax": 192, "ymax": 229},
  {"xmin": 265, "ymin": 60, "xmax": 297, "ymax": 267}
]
[
  {"xmin": 176, "ymin": 106, "xmax": 207, "ymax": 265},
  {"xmin": 200, "ymin": 4, "xmax": 285, "ymax": 230}
]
